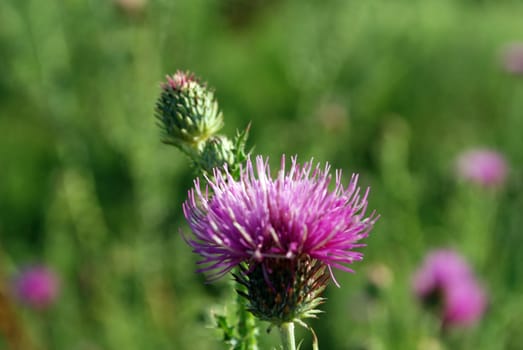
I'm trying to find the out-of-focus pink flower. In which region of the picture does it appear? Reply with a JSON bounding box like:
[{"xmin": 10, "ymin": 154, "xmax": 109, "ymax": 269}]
[
  {"xmin": 413, "ymin": 250, "xmax": 472, "ymax": 297},
  {"xmin": 501, "ymin": 42, "xmax": 523, "ymax": 75},
  {"xmin": 413, "ymin": 249, "xmax": 487, "ymax": 328},
  {"xmin": 456, "ymin": 148, "xmax": 508, "ymax": 188},
  {"xmin": 444, "ymin": 278, "xmax": 487, "ymax": 327},
  {"xmin": 14, "ymin": 266, "xmax": 60, "ymax": 310}
]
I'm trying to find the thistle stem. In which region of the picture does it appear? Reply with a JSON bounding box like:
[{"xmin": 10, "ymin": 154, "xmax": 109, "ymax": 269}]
[
  {"xmin": 278, "ymin": 322, "xmax": 296, "ymax": 350},
  {"xmin": 236, "ymin": 283, "xmax": 258, "ymax": 350}
]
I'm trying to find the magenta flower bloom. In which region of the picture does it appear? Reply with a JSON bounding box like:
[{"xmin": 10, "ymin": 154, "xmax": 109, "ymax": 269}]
[
  {"xmin": 183, "ymin": 155, "xmax": 378, "ymax": 323},
  {"xmin": 456, "ymin": 148, "xmax": 508, "ymax": 188},
  {"xmin": 413, "ymin": 250, "xmax": 487, "ymax": 328},
  {"xmin": 14, "ymin": 266, "xmax": 60, "ymax": 310},
  {"xmin": 184, "ymin": 155, "xmax": 377, "ymax": 280}
]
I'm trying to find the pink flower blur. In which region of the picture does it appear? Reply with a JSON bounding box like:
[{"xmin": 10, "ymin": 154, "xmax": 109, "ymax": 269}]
[
  {"xmin": 456, "ymin": 149, "xmax": 508, "ymax": 187},
  {"xmin": 501, "ymin": 42, "xmax": 523, "ymax": 75},
  {"xmin": 444, "ymin": 279, "xmax": 487, "ymax": 327},
  {"xmin": 14, "ymin": 266, "xmax": 60, "ymax": 310},
  {"xmin": 413, "ymin": 249, "xmax": 487, "ymax": 328}
]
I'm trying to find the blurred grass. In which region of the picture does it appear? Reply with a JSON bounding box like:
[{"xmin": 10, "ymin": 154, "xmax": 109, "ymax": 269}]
[{"xmin": 1, "ymin": 0, "xmax": 523, "ymax": 349}]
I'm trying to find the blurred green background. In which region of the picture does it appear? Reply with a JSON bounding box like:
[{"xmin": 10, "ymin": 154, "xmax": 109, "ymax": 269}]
[{"xmin": 1, "ymin": 0, "xmax": 523, "ymax": 349}]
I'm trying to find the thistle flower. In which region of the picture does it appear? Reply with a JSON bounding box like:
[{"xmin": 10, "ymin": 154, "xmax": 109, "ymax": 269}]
[
  {"xmin": 183, "ymin": 155, "xmax": 378, "ymax": 324},
  {"xmin": 155, "ymin": 71, "xmax": 224, "ymax": 154},
  {"xmin": 455, "ymin": 148, "xmax": 508, "ymax": 188},
  {"xmin": 413, "ymin": 249, "xmax": 487, "ymax": 328},
  {"xmin": 13, "ymin": 266, "xmax": 60, "ymax": 310}
]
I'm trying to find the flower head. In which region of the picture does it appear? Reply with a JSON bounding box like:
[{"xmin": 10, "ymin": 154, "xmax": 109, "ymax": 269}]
[
  {"xmin": 14, "ymin": 266, "xmax": 60, "ymax": 310},
  {"xmin": 183, "ymin": 155, "xmax": 378, "ymax": 323},
  {"xmin": 413, "ymin": 249, "xmax": 487, "ymax": 328},
  {"xmin": 456, "ymin": 148, "xmax": 508, "ymax": 188}
]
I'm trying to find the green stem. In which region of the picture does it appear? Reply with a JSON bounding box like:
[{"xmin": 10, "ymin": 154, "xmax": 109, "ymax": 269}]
[
  {"xmin": 236, "ymin": 284, "xmax": 258, "ymax": 350},
  {"xmin": 278, "ymin": 322, "xmax": 296, "ymax": 350}
]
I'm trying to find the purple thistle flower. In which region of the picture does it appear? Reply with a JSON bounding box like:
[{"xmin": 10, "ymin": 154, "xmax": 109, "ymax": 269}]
[
  {"xmin": 183, "ymin": 155, "xmax": 377, "ymax": 281},
  {"xmin": 182, "ymin": 155, "xmax": 378, "ymax": 323},
  {"xmin": 413, "ymin": 249, "xmax": 487, "ymax": 328},
  {"xmin": 14, "ymin": 266, "xmax": 60, "ymax": 310},
  {"xmin": 456, "ymin": 148, "xmax": 508, "ymax": 188}
]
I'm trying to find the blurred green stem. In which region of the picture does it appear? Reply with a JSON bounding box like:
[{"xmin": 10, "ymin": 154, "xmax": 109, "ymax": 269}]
[
  {"xmin": 236, "ymin": 284, "xmax": 258, "ymax": 350},
  {"xmin": 278, "ymin": 323, "xmax": 296, "ymax": 350}
]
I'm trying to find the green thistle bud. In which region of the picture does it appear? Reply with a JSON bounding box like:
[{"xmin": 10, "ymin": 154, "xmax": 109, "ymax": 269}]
[
  {"xmin": 155, "ymin": 71, "xmax": 224, "ymax": 153},
  {"xmin": 196, "ymin": 135, "xmax": 236, "ymax": 174},
  {"xmin": 234, "ymin": 256, "xmax": 329, "ymax": 326},
  {"xmin": 195, "ymin": 125, "xmax": 251, "ymax": 178}
]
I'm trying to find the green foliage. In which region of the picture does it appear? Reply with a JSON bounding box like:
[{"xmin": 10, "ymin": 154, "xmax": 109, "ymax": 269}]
[{"xmin": 1, "ymin": 0, "xmax": 523, "ymax": 349}]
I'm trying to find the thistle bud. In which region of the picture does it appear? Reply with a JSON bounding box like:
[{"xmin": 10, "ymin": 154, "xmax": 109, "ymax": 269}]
[
  {"xmin": 195, "ymin": 125, "xmax": 250, "ymax": 177},
  {"xmin": 155, "ymin": 71, "xmax": 224, "ymax": 153},
  {"xmin": 196, "ymin": 135, "xmax": 236, "ymax": 174}
]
